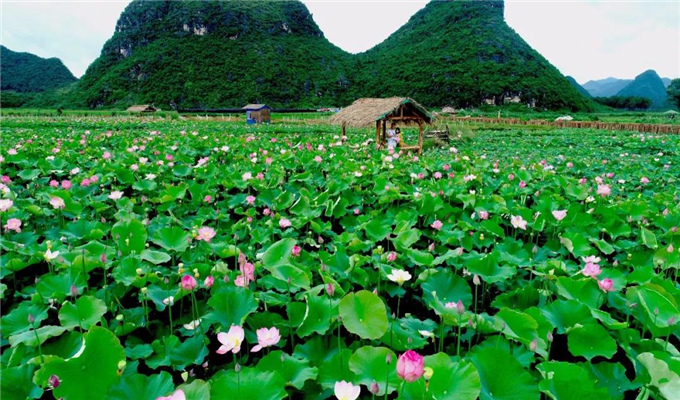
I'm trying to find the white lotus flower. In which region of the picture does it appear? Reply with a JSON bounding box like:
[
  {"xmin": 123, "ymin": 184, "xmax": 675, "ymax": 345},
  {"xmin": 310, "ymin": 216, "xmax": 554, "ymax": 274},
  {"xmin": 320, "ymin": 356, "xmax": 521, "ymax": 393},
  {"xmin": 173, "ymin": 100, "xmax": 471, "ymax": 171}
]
[
  {"xmin": 334, "ymin": 381, "xmax": 360, "ymax": 400},
  {"xmin": 44, "ymin": 249, "xmax": 59, "ymax": 262},
  {"xmin": 387, "ymin": 269, "xmax": 412, "ymax": 286}
]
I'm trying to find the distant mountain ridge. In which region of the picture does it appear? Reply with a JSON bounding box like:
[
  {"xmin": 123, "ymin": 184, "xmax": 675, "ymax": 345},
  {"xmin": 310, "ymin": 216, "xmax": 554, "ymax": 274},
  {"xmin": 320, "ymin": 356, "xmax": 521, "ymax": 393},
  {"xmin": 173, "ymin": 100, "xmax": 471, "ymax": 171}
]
[
  {"xmin": 616, "ymin": 70, "xmax": 669, "ymax": 109},
  {"xmin": 71, "ymin": 0, "xmax": 593, "ymax": 111},
  {"xmin": 566, "ymin": 76, "xmax": 592, "ymax": 98},
  {"xmin": 582, "ymin": 73, "xmax": 673, "ymax": 99},
  {"xmin": 1, "ymin": 45, "xmax": 77, "ymax": 93}
]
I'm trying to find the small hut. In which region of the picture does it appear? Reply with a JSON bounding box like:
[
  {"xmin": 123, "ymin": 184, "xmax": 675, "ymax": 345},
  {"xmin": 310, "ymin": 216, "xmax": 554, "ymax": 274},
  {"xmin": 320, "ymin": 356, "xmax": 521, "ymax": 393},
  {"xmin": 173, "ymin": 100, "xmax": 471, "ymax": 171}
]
[
  {"xmin": 127, "ymin": 105, "xmax": 157, "ymax": 113},
  {"xmin": 329, "ymin": 97, "xmax": 432, "ymax": 154},
  {"xmin": 242, "ymin": 104, "xmax": 271, "ymax": 124}
]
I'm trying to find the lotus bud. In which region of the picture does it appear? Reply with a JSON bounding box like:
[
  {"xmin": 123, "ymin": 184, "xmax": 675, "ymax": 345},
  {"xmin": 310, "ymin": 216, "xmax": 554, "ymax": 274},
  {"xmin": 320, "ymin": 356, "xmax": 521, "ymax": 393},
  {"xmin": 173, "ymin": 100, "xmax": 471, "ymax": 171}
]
[
  {"xmin": 456, "ymin": 300, "xmax": 465, "ymax": 315},
  {"xmin": 325, "ymin": 283, "xmax": 335, "ymax": 297},
  {"xmin": 386, "ymin": 353, "xmax": 392, "ymax": 365},
  {"xmin": 547, "ymin": 331, "xmax": 554, "ymax": 343},
  {"xmin": 140, "ymin": 287, "xmax": 148, "ymax": 294},
  {"xmin": 370, "ymin": 382, "xmax": 380, "ymax": 394},
  {"xmin": 423, "ymin": 367, "xmax": 434, "ymax": 381},
  {"xmin": 669, "ymin": 317, "xmax": 676, "ymax": 326},
  {"xmin": 235, "ymin": 363, "xmax": 241, "ymax": 372},
  {"xmin": 117, "ymin": 360, "xmax": 126, "ymax": 371},
  {"xmin": 100, "ymin": 254, "xmax": 107, "ymax": 263},
  {"xmin": 530, "ymin": 339, "xmax": 538, "ymax": 352},
  {"xmin": 473, "ymin": 275, "xmax": 481, "ymax": 286},
  {"xmin": 136, "ymin": 268, "xmax": 144, "ymax": 276},
  {"xmin": 27, "ymin": 313, "xmax": 35, "ymax": 324},
  {"xmin": 202, "ymin": 361, "xmax": 209, "ymax": 368},
  {"xmin": 70, "ymin": 284, "xmax": 78, "ymax": 297},
  {"xmin": 654, "ymin": 307, "xmax": 660, "ymax": 316},
  {"xmin": 48, "ymin": 374, "xmax": 60, "ymax": 389},
  {"xmin": 407, "ymin": 337, "xmax": 413, "ymax": 344},
  {"xmin": 116, "ymin": 314, "xmax": 124, "ymax": 321}
]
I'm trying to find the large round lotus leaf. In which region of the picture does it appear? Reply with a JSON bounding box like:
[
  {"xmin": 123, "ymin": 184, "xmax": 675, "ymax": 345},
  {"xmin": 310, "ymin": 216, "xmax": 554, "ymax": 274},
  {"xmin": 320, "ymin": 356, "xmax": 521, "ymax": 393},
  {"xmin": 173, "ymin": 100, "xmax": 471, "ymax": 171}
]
[
  {"xmin": 421, "ymin": 268, "xmax": 472, "ymax": 307},
  {"xmin": 209, "ymin": 368, "xmax": 286, "ymax": 400},
  {"xmin": 567, "ymin": 324, "xmax": 617, "ymax": 360},
  {"xmin": 637, "ymin": 352, "xmax": 680, "ymax": 400},
  {"xmin": 151, "ymin": 226, "xmax": 191, "ymax": 252},
  {"xmin": 348, "ymin": 346, "xmax": 399, "ymax": 396},
  {"xmin": 206, "ymin": 286, "xmax": 258, "ymax": 329},
  {"xmin": 256, "ymin": 350, "xmax": 318, "ymax": 390},
  {"xmin": 471, "ymin": 346, "xmax": 540, "ymax": 400},
  {"xmin": 425, "ymin": 353, "xmax": 481, "ymax": 400},
  {"xmin": 35, "ymin": 326, "xmax": 125, "ymax": 400},
  {"xmin": 107, "ymin": 372, "xmax": 175, "ymax": 400},
  {"xmin": 339, "ymin": 290, "xmax": 389, "ymax": 340},
  {"xmin": 537, "ymin": 362, "xmax": 610, "ymax": 399},
  {"xmin": 58, "ymin": 295, "xmax": 107, "ymax": 330},
  {"xmin": 178, "ymin": 379, "xmax": 211, "ymax": 400}
]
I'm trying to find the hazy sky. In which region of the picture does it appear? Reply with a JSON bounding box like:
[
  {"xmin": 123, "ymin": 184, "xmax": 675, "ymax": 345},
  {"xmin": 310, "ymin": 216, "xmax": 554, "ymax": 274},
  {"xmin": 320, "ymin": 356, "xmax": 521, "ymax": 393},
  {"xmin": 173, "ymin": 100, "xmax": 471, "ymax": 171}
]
[{"xmin": 1, "ymin": 0, "xmax": 678, "ymax": 83}]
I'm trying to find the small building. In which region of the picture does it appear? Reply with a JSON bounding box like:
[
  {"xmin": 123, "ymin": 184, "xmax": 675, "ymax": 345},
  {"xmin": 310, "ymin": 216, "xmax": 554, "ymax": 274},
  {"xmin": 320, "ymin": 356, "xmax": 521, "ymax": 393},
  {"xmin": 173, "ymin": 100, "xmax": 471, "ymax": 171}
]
[
  {"xmin": 329, "ymin": 97, "xmax": 432, "ymax": 154},
  {"xmin": 242, "ymin": 104, "xmax": 271, "ymax": 124},
  {"xmin": 127, "ymin": 105, "xmax": 157, "ymax": 113}
]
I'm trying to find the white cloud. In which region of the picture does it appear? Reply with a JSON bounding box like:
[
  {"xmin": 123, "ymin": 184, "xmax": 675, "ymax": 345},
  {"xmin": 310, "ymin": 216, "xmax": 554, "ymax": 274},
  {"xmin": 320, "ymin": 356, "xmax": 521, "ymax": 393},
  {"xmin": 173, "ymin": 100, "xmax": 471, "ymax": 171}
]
[{"xmin": 1, "ymin": 0, "xmax": 677, "ymax": 83}]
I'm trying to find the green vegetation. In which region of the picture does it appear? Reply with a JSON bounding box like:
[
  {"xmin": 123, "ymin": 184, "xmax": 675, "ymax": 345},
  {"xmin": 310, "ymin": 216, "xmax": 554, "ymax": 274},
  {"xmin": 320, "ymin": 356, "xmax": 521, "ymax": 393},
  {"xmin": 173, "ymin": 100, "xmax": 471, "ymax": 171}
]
[
  {"xmin": 617, "ymin": 70, "xmax": 670, "ymax": 110},
  {"xmin": 594, "ymin": 96, "xmax": 652, "ymax": 111},
  {"xmin": 1, "ymin": 115, "xmax": 679, "ymax": 399},
  {"xmin": 0, "ymin": 46, "xmax": 77, "ymax": 93},
  {"xmin": 70, "ymin": 0, "xmax": 592, "ymax": 111},
  {"xmin": 566, "ymin": 76, "xmax": 592, "ymax": 98},
  {"xmin": 667, "ymin": 79, "xmax": 680, "ymax": 109}
]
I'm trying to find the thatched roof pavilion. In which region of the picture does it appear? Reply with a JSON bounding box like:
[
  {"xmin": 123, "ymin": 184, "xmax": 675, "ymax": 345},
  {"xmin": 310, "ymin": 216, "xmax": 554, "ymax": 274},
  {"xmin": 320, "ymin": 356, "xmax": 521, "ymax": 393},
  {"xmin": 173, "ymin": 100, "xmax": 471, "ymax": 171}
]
[
  {"xmin": 127, "ymin": 105, "xmax": 157, "ymax": 113},
  {"xmin": 329, "ymin": 97, "xmax": 432, "ymax": 153}
]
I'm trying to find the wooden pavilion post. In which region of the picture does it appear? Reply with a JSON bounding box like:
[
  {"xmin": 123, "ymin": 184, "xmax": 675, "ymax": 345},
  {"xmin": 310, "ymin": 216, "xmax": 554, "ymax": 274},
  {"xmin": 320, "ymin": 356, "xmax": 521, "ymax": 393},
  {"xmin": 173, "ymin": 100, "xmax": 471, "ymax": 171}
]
[
  {"xmin": 382, "ymin": 119, "xmax": 387, "ymax": 147},
  {"xmin": 417, "ymin": 120, "xmax": 423, "ymax": 155},
  {"xmin": 375, "ymin": 120, "xmax": 381, "ymax": 148},
  {"xmin": 342, "ymin": 124, "xmax": 346, "ymax": 138}
]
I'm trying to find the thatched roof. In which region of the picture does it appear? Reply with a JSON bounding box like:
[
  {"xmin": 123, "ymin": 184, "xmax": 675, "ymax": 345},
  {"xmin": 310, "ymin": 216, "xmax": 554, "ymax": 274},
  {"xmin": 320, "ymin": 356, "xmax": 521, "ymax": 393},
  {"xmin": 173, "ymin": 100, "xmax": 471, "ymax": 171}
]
[
  {"xmin": 329, "ymin": 97, "xmax": 432, "ymax": 128},
  {"xmin": 127, "ymin": 105, "xmax": 156, "ymax": 112},
  {"xmin": 242, "ymin": 104, "xmax": 270, "ymax": 110}
]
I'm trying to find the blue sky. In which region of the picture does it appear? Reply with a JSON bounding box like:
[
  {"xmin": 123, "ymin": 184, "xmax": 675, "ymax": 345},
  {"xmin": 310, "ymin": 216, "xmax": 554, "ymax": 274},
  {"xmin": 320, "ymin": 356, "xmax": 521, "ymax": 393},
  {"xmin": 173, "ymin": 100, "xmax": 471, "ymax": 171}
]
[{"xmin": 1, "ymin": 0, "xmax": 678, "ymax": 83}]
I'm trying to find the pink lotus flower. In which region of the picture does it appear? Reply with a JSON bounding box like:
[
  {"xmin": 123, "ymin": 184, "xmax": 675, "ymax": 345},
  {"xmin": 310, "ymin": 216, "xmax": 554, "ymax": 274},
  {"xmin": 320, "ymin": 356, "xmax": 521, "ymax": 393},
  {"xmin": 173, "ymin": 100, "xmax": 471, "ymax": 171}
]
[
  {"xmin": 102, "ymin": 151, "xmax": 112, "ymax": 160},
  {"xmin": 279, "ymin": 218, "xmax": 291, "ymax": 229},
  {"xmin": 334, "ymin": 381, "xmax": 361, "ymax": 400},
  {"xmin": 292, "ymin": 245, "xmax": 301, "ymax": 257},
  {"xmin": 443, "ymin": 164, "xmax": 450, "ymax": 171},
  {"xmin": 165, "ymin": 154, "xmax": 173, "ymax": 161},
  {"xmin": 431, "ymin": 220, "xmax": 443, "ymax": 231},
  {"xmin": 204, "ymin": 195, "xmax": 213, "ymax": 203},
  {"xmin": 396, "ymin": 350, "xmax": 424, "ymax": 382},
  {"xmin": 597, "ymin": 184, "xmax": 611, "ymax": 197},
  {"xmin": 552, "ymin": 210, "xmax": 567, "ymax": 221},
  {"xmin": 49, "ymin": 197, "xmax": 65, "ymax": 210},
  {"xmin": 314, "ymin": 156, "xmax": 322, "ymax": 163},
  {"xmin": 640, "ymin": 177, "xmax": 649, "ymax": 184},
  {"xmin": 566, "ymin": 162, "xmax": 573, "ymax": 168},
  {"xmin": 80, "ymin": 178, "xmax": 91, "ymax": 187},
  {"xmin": 478, "ymin": 210, "xmax": 489, "ymax": 220},
  {"xmin": 434, "ymin": 172, "xmax": 442, "ymax": 179},
  {"xmin": 386, "ymin": 252, "xmax": 397, "ymax": 262},
  {"xmin": 519, "ymin": 181, "xmax": 527, "ymax": 188},
  {"xmin": 4, "ymin": 218, "xmax": 21, "ymax": 232},
  {"xmin": 204, "ymin": 276, "xmax": 214, "ymax": 288},
  {"xmin": 598, "ymin": 278, "xmax": 615, "ymax": 292},
  {"xmin": 326, "ymin": 283, "xmax": 335, "ymax": 297},
  {"xmin": 61, "ymin": 180, "xmax": 72, "ymax": 190},
  {"xmin": 353, "ymin": 208, "xmax": 360, "ymax": 215},
  {"xmin": 582, "ymin": 263, "xmax": 601, "ymax": 278},
  {"xmin": 263, "ymin": 208, "xmax": 271, "ymax": 216},
  {"xmin": 0, "ymin": 199, "xmax": 13, "ymax": 212},
  {"xmin": 196, "ymin": 226, "xmax": 216, "ymax": 242},
  {"xmin": 256, "ymin": 172, "xmax": 264, "ymax": 180},
  {"xmin": 216, "ymin": 325, "xmax": 244, "ymax": 354},
  {"xmin": 131, "ymin": 164, "xmax": 139, "ymax": 171},
  {"xmin": 49, "ymin": 180, "xmax": 59, "ymax": 187},
  {"xmin": 508, "ymin": 173, "xmax": 515, "ymax": 181},
  {"xmin": 246, "ymin": 195, "xmax": 256, "ymax": 205},
  {"xmin": 90, "ymin": 175, "xmax": 98, "ymax": 183},
  {"xmin": 156, "ymin": 389, "xmax": 185, "ymax": 400},
  {"xmin": 181, "ymin": 275, "xmax": 197, "ymax": 291},
  {"xmin": 242, "ymin": 172, "xmax": 252, "ymax": 181},
  {"xmin": 250, "ymin": 327, "xmax": 281, "ymax": 352},
  {"xmin": 1, "ymin": 175, "xmax": 10, "ymax": 184},
  {"xmin": 510, "ymin": 215, "xmax": 527, "ymax": 230}
]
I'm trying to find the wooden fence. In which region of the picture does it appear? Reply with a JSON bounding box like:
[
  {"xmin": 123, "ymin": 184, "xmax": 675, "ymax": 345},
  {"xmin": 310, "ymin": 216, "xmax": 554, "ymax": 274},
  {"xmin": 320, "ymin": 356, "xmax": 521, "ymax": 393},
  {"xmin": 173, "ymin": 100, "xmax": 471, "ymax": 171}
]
[{"xmin": 449, "ymin": 117, "xmax": 680, "ymax": 134}]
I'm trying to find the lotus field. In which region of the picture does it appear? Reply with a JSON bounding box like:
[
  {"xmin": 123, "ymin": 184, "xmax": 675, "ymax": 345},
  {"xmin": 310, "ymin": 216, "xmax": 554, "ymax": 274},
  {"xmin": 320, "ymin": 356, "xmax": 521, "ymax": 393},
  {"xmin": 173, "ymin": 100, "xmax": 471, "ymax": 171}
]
[{"xmin": 1, "ymin": 116, "xmax": 679, "ymax": 400}]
